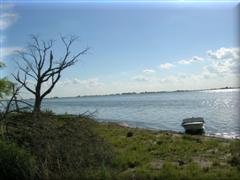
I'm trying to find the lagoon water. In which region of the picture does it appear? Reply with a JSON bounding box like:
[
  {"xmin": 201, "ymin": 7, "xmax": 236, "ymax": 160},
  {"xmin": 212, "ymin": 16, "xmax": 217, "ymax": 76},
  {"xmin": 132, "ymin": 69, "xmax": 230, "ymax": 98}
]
[{"xmin": 42, "ymin": 89, "xmax": 240, "ymax": 139}]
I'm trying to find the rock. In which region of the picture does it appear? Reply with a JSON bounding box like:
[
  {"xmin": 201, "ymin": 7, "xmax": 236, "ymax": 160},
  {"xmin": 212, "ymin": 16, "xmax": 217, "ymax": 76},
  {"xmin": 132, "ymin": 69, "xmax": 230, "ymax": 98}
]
[
  {"xmin": 128, "ymin": 161, "xmax": 138, "ymax": 168},
  {"xmin": 126, "ymin": 131, "xmax": 133, "ymax": 137},
  {"xmin": 178, "ymin": 160, "xmax": 185, "ymax": 166}
]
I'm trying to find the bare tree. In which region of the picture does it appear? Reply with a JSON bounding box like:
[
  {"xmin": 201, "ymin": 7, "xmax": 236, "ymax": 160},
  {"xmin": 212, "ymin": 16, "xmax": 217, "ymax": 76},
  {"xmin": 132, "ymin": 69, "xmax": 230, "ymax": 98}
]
[
  {"xmin": 13, "ymin": 35, "xmax": 89, "ymax": 118},
  {"xmin": 0, "ymin": 83, "xmax": 33, "ymax": 120},
  {"xmin": 0, "ymin": 84, "xmax": 21, "ymax": 120}
]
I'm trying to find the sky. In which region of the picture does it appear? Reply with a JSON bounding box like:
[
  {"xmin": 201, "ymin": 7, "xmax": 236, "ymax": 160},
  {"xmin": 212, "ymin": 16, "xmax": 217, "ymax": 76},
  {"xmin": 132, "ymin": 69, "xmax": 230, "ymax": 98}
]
[{"xmin": 0, "ymin": 0, "xmax": 239, "ymax": 97}]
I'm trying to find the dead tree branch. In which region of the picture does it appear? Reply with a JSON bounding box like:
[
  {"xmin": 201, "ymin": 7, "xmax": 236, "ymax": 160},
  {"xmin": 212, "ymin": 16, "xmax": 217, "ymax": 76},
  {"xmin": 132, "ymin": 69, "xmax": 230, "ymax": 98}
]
[{"xmin": 13, "ymin": 35, "xmax": 89, "ymax": 118}]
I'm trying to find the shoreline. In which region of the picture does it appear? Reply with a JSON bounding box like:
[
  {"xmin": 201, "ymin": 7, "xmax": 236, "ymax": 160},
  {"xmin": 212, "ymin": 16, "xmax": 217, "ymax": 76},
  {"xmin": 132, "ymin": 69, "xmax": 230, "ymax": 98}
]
[
  {"xmin": 3, "ymin": 112, "xmax": 240, "ymax": 179},
  {"xmin": 46, "ymin": 114, "xmax": 240, "ymax": 140},
  {"xmin": 109, "ymin": 120, "xmax": 240, "ymax": 140}
]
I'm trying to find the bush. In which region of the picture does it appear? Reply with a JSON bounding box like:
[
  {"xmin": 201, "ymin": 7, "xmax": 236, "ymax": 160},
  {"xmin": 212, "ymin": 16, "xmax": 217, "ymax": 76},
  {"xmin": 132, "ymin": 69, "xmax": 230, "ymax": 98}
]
[
  {"xmin": 5, "ymin": 113, "xmax": 114, "ymax": 179},
  {"xmin": 229, "ymin": 140, "xmax": 240, "ymax": 168},
  {"xmin": 126, "ymin": 131, "xmax": 133, "ymax": 137},
  {"xmin": 0, "ymin": 140, "xmax": 37, "ymax": 180}
]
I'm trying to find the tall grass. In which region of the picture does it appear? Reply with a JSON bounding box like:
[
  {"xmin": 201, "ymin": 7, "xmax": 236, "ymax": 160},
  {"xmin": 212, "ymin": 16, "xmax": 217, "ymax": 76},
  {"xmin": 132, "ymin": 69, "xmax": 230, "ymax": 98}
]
[
  {"xmin": 0, "ymin": 139, "xmax": 37, "ymax": 180},
  {"xmin": 4, "ymin": 112, "xmax": 114, "ymax": 179}
]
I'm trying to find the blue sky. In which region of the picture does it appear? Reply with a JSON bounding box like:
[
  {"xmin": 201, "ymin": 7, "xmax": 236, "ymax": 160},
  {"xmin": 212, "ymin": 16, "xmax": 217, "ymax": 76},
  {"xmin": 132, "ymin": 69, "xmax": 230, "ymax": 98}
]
[{"xmin": 0, "ymin": 1, "xmax": 239, "ymax": 97}]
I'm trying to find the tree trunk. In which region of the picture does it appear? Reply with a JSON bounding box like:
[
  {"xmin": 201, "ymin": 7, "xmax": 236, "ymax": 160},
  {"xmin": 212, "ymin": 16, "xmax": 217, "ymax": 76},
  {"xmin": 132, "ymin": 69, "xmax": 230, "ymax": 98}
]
[
  {"xmin": 13, "ymin": 95, "xmax": 19, "ymax": 112},
  {"xmin": 33, "ymin": 81, "xmax": 42, "ymax": 119},
  {"xmin": 33, "ymin": 95, "xmax": 41, "ymax": 119}
]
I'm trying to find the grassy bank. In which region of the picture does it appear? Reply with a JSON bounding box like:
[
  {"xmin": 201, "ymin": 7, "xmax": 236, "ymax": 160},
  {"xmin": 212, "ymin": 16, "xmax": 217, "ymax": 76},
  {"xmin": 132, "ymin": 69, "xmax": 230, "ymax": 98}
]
[
  {"xmin": 95, "ymin": 122, "xmax": 240, "ymax": 179},
  {"xmin": 1, "ymin": 113, "xmax": 240, "ymax": 179}
]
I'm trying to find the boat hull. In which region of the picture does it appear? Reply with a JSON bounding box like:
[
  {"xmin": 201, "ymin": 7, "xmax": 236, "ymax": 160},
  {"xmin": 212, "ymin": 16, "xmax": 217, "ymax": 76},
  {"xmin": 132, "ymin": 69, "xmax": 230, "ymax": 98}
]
[
  {"xmin": 181, "ymin": 117, "xmax": 205, "ymax": 134},
  {"xmin": 182, "ymin": 122, "xmax": 204, "ymax": 131}
]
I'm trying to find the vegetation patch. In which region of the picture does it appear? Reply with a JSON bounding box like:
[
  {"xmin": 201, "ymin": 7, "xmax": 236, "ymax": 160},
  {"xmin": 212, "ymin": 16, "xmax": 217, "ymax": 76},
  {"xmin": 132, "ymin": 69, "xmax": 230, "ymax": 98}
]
[
  {"xmin": 3, "ymin": 113, "xmax": 114, "ymax": 179},
  {"xmin": 0, "ymin": 139, "xmax": 37, "ymax": 180},
  {"xmin": 1, "ymin": 113, "xmax": 240, "ymax": 179},
  {"xmin": 95, "ymin": 121, "xmax": 240, "ymax": 179}
]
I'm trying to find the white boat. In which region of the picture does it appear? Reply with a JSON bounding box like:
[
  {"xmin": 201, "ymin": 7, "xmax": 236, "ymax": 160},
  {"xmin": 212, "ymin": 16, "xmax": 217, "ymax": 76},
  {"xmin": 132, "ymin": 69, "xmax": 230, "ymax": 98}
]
[{"xmin": 182, "ymin": 117, "xmax": 204, "ymax": 132}]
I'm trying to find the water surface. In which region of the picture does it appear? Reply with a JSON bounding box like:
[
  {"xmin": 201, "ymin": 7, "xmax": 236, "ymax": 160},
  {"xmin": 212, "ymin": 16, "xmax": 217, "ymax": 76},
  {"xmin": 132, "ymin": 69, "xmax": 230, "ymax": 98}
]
[{"xmin": 42, "ymin": 89, "xmax": 240, "ymax": 138}]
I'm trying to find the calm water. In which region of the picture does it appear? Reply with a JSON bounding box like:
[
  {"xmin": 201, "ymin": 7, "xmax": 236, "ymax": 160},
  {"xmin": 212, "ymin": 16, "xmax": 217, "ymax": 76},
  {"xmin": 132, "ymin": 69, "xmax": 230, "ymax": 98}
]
[{"xmin": 42, "ymin": 89, "xmax": 240, "ymax": 138}]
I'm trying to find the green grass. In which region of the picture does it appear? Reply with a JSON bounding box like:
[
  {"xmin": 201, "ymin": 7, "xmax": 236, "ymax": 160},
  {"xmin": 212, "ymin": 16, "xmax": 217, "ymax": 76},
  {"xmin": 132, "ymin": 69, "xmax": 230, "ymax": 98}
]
[
  {"xmin": 2, "ymin": 113, "xmax": 114, "ymax": 179},
  {"xmin": 0, "ymin": 139, "xmax": 37, "ymax": 180},
  {"xmin": 94, "ymin": 122, "xmax": 240, "ymax": 179},
  {"xmin": 1, "ymin": 112, "xmax": 240, "ymax": 179}
]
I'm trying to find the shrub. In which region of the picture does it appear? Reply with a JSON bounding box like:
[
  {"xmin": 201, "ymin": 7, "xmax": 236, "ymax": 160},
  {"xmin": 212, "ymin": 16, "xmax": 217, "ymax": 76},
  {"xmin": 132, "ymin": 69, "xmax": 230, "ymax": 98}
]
[
  {"xmin": 229, "ymin": 140, "xmax": 240, "ymax": 168},
  {"xmin": 126, "ymin": 131, "xmax": 133, "ymax": 137},
  {"xmin": 0, "ymin": 139, "xmax": 37, "ymax": 180},
  {"xmin": 5, "ymin": 113, "xmax": 114, "ymax": 179},
  {"xmin": 42, "ymin": 109, "xmax": 55, "ymax": 116}
]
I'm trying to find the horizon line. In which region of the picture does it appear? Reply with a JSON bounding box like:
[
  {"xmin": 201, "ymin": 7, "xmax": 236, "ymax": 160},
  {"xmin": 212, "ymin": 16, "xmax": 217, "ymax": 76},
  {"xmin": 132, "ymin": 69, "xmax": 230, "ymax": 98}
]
[
  {"xmin": 43, "ymin": 86, "xmax": 240, "ymax": 99},
  {"xmin": 1, "ymin": 1, "xmax": 239, "ymax": 4}
]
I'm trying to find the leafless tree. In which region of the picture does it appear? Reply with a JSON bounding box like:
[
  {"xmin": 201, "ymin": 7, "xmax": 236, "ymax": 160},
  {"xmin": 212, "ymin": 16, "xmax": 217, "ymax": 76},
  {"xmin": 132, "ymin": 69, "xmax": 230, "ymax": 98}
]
[
  {"xmin": 13, "ymin": 35, "xmax": 89, "ymax": 118},
  {"xmin": 0, "ymin": 83, "xmax": 32, "ymax": 120}
]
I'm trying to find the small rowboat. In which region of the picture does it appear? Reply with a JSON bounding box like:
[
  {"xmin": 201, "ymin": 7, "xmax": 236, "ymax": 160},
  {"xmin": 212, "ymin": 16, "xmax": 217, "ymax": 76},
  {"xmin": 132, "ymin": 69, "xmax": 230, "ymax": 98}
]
[{"xmin": 182, "ymin": 117, "xmax": 204, "ymax": 132}]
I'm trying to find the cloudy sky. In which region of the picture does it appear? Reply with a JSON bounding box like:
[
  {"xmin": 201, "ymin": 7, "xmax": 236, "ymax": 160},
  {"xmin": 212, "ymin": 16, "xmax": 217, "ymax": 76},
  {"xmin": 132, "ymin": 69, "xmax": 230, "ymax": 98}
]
[{"xmin": 0, "ymin": 1, "xmax": 239, "ymax": 97}]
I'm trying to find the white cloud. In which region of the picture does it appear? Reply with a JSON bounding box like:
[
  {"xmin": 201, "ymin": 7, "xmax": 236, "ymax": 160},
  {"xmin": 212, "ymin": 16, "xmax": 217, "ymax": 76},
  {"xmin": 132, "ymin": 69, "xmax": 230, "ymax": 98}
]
[
  {"xmin": 178, "ymin": 56, "xmax": 204, "ymax": 65},
  {"xmin": 20, "ymin": 47, "xmax": 240, "ymax": 98},
  {"xmin": 0, "ymin": 13, "xmax": 18, "ymax": 30},
  {"xmin": 1, "ymin": 47, "xmax": 20, "ymax": 56},
  {"xmin": 207, "ymin": 47, "xmax": 239, "ymax": 60},
  {"xmin": 143, "ymin": 69, "xmax": 155, "ymax": 74},
  {"xmin": 159, "ymin": 63, "xmax": 174, "ymax": 69},
  {"xmin": 0, "ymin": 47, "xmax": 22, "ymax": 61},
  {"xmin": 38, "ymin": 77, "xmax": 106, "ymax": 97},
  {"xmin": 133, "ymin": 69, "xmax": 156, "ymax": 82},
  {"xmin": 0, "ymin": 3, "xmax": 17, "ymax": 30},
  {"xmin": 206, "ymin": 47, "xmax": 240, "ymax": 75},
  {"xmin": 59, "ymin": 78, "xmax": 103, "ymax": 88},
  {"xmin": 132, "ymin": 75, "xmax": 149, "ymax": 82}
]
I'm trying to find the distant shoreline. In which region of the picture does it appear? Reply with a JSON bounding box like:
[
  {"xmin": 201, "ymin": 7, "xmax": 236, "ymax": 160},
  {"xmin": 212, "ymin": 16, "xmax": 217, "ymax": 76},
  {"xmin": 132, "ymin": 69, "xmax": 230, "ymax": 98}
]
[{"xmin": 44, "ymin": 86, "xmax": 240, "ymax": 100}]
